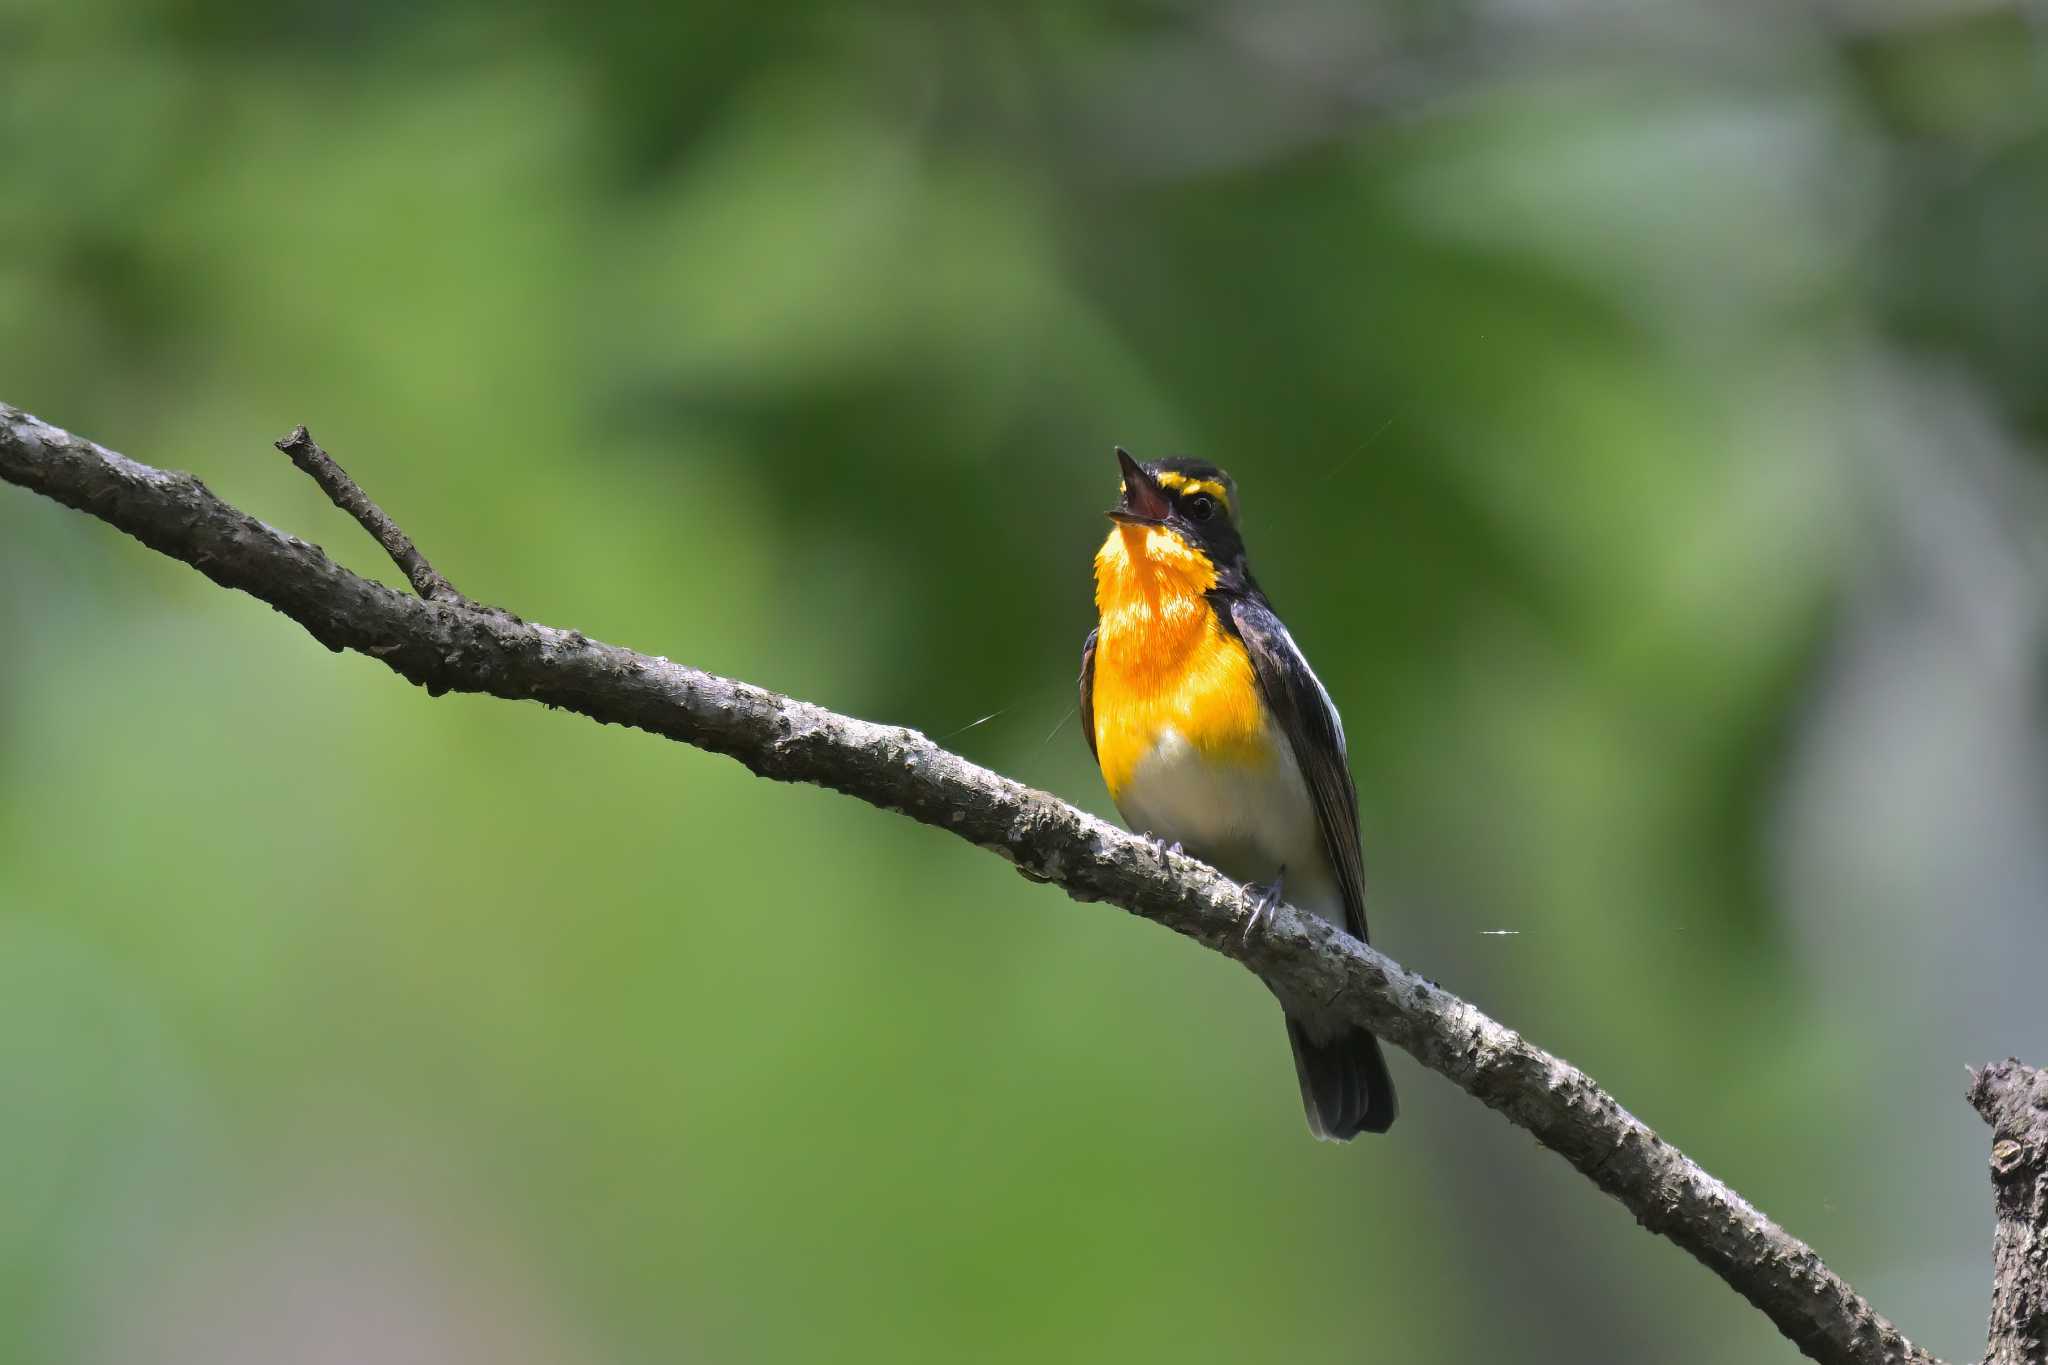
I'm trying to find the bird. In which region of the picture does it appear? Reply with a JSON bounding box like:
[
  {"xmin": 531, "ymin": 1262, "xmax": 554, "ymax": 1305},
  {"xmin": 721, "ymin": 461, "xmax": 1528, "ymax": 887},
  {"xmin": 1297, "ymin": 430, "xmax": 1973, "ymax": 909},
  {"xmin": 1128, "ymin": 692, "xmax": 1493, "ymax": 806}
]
[{"xmin": 1080, "ymin": 447, "xmax": 1396, "ymax": 1139}]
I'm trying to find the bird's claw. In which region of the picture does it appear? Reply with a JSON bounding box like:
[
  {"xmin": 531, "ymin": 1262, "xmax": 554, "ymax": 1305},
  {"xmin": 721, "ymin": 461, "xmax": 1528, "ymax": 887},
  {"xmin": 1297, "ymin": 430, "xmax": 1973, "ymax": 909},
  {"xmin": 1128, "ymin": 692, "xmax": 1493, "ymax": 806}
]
[
  {"xmin": 1242, "ymin": 866, "xmax": 1286, "ymax": 947},
  {"xmin": 1142, "ymin": 832, "xmax": 1184, "ymax": 858}
]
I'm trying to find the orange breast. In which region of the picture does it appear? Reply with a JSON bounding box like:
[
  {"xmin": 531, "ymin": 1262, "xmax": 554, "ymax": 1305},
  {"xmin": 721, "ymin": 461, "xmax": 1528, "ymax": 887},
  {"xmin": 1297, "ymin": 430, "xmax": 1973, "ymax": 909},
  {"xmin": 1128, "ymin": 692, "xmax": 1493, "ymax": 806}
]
[{"xmin": 1091, "ymin": 523, "xmax": 1271, "ymax": 799}]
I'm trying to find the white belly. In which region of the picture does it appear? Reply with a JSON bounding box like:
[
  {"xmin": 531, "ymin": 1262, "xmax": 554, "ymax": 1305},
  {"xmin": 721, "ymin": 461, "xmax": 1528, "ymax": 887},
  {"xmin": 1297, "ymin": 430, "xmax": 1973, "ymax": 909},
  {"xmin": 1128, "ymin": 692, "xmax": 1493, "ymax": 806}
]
[{"xmin": 1113, "ymin": 721, "xmax": 1345, "ymax": 925}]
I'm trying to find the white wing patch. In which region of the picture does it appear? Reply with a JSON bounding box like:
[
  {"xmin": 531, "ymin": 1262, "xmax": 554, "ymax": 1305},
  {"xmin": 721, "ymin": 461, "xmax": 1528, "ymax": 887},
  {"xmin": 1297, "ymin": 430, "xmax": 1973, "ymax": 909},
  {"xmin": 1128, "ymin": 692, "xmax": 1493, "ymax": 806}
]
[{"xmin": 1268, "ymin": 616, "xmax": 1346, "ymax": 757}]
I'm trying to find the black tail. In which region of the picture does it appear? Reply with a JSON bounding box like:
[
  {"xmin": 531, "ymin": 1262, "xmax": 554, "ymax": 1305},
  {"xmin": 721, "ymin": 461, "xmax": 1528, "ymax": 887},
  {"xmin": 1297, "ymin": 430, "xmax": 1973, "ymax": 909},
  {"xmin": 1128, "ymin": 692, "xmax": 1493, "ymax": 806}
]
[{"xmin": 1286, "ymin": 1016, "xmax": 1397, "ymax": 1139}]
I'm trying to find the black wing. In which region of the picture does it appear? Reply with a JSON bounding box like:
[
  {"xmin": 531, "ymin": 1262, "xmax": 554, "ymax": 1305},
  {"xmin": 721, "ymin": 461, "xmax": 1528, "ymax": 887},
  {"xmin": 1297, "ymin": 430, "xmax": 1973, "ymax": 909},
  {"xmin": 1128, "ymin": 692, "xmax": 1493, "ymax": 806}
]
[
  {"xmin": 1222, "ymin": 593, "xmax": 1370, "ymax": 942},
  {"xmin": 1078, "ymin": 627, "xmax": 1099, "ymax": 761}
]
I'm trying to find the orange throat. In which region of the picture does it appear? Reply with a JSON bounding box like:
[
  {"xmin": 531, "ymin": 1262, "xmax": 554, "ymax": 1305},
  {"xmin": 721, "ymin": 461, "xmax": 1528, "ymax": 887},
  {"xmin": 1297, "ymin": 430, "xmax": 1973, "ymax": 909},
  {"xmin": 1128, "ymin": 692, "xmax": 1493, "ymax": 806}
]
[{"xmin": 1090, "ymin": 523, "xmax": 1267, "ymax": 799}]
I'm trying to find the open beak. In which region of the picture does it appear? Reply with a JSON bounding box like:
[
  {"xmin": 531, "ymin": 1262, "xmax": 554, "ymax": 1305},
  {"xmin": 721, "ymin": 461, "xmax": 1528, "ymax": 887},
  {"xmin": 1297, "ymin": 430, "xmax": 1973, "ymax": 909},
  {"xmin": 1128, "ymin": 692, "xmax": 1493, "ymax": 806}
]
[{"xmin": 1108, "ymin": 447, "xmax": 1171, "ymax": 525}]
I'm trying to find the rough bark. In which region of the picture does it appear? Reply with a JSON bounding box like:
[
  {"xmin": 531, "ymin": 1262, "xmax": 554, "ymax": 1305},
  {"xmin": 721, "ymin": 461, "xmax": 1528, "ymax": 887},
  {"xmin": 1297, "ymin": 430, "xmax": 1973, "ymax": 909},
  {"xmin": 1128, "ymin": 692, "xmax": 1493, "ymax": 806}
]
[
  {"xmin": 1971, "ymin": 1061, "xmax": 2048, "ymax": 1364},
  {"xmin": 0, "ymin": 401, "xmax": 1950, "ymax": 1365}
]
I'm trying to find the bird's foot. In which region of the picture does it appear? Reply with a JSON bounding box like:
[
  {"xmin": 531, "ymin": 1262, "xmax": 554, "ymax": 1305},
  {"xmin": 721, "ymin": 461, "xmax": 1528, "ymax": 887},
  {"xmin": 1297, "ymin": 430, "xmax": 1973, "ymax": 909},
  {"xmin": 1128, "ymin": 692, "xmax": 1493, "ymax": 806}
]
[
  {"xmin": 1141, "ymin": 832, "xmax": 1184, "ymax": 858},
  {"xmin": 1241, "ymin": 866, "xmax": 1286, "ymax": 947}
]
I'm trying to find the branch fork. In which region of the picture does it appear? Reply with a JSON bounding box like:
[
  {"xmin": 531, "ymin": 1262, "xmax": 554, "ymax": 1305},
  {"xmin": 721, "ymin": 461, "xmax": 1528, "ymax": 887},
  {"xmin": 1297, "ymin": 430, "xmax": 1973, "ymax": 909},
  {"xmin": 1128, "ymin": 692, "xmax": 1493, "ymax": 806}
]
[{"xmin": 274, "ymin": 424, "xmax": 466, "ymax": 606}]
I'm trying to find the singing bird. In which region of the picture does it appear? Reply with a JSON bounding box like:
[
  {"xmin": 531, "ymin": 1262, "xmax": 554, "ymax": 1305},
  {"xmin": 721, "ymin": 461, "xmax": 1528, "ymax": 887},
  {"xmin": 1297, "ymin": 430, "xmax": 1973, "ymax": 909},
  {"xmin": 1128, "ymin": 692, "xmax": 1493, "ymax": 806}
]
[{"xmin": 1080, "ymin": 449, "xmax": 1396, "ymax": 1139}]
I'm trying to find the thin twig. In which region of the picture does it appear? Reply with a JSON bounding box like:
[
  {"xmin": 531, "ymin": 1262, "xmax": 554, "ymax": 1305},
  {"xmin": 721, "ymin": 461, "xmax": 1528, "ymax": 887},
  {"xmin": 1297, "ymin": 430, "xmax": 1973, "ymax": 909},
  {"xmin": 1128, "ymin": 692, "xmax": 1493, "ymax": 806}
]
[
  {"xmin": 0, "ymin": 402, "xmax": 1949, "ymax": 1365},
  {"xmin": 274, "ymin": 424, "xmax": 466, "ymax": 604}
]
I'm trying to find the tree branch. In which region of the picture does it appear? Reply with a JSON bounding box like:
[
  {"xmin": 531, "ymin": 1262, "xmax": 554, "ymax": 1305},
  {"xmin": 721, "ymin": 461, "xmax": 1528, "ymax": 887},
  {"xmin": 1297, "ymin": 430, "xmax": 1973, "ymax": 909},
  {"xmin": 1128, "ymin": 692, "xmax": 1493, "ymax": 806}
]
[
  {"xmin": 1970, "ymin": 1060, "xmax": 2048, "ymax": 1364},
  {"xmin": 0, "ymin": 400, "xmax": 1943, "ymax": 1365}
]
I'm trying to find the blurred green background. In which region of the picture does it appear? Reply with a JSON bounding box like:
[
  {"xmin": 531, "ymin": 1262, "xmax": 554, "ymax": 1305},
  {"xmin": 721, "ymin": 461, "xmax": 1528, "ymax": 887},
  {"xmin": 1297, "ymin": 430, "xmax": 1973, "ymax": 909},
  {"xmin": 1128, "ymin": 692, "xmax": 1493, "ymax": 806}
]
[{"xmin": 6, "ymin": 1, "xmax": 2048, "ymax": 1361}]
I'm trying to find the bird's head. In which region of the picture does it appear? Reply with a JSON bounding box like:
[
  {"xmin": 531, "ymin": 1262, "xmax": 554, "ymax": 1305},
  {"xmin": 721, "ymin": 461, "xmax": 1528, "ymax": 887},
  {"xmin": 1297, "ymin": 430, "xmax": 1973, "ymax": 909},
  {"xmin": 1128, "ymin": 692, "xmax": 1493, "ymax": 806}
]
[{"xmin": 1101, "ymin": 447, "xmax": 1249, "ymax": 588}]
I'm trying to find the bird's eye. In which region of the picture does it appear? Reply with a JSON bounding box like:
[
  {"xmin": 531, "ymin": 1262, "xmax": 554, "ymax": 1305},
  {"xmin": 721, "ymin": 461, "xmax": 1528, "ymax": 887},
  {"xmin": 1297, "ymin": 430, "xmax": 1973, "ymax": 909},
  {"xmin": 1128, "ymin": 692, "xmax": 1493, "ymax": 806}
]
[{"xmin": 1186, "ymin": 494, "xmax": 1218, "ymax": 522}]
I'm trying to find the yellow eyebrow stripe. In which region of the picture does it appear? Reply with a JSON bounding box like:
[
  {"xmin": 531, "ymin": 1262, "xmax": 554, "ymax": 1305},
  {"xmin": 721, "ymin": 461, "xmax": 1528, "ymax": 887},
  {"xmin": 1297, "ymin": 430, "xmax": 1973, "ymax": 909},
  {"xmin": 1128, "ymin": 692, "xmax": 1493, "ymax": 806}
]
[{"xmin": 1147, "ymin": 469, "xmax": 1230, "ymax": 510}]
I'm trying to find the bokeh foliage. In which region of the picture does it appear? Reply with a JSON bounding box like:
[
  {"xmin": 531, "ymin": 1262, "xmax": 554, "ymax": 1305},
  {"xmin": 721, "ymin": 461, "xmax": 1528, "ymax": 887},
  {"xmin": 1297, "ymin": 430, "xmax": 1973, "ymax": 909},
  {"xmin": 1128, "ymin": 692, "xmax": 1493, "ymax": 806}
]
[{"xmin": 5, "ymin": 2, "xmax": 2048, "ymax": 1362}]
